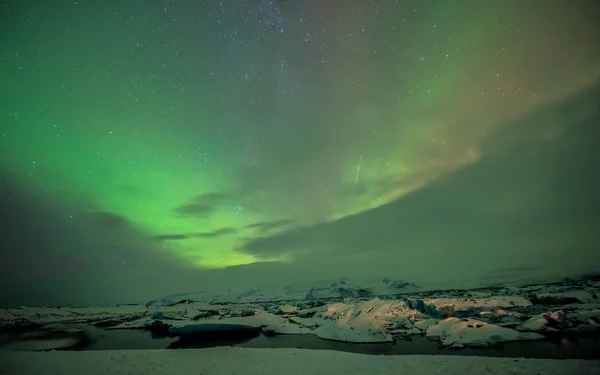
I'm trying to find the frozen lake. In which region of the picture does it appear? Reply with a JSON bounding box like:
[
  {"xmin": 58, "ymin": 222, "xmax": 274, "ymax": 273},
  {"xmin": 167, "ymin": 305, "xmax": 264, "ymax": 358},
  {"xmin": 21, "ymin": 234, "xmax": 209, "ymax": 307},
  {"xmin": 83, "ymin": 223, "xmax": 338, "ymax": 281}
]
[{"xmin": 51, "ymin": 324, "xmax": 600, "ymax": 360}]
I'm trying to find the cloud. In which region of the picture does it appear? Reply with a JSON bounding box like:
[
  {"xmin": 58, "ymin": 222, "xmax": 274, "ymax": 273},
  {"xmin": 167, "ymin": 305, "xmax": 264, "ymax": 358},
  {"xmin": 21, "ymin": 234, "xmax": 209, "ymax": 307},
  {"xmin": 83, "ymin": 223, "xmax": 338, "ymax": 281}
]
[
  {"xmin": 153, "ymin": 227, "xmax": 239, "ymax": 241},
  {"xmin": 237, "ymin": 83, "xmax": 600, "ymax": 285},
  {"xmin": 87, "ymin": 211, "xmax": 130, "ymax": 229},
  {"xmin": 174, "ymin": 193, "xmax": 230, "ymax": 217},
  {"xmin": 0, "ymin": 169, "xmax": 198, "ymax": 307},
  {"xmin": 246, "ymin": 219, "xmax": 293, "ymax": 233},
  {"xmin": 153, "ymin": 234, "xmax": 189, "ymax": 241},
  {"xmin": 194, "ymin": 227, "xmax": 238, "ymax": 238}
]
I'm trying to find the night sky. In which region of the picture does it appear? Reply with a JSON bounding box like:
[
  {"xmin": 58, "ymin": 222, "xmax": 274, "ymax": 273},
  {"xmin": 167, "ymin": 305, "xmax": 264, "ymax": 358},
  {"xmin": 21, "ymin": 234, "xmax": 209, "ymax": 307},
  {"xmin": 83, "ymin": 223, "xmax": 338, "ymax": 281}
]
[{"xmin": 1, "ymin": 0, "xmax": 600, "ymax": 307}]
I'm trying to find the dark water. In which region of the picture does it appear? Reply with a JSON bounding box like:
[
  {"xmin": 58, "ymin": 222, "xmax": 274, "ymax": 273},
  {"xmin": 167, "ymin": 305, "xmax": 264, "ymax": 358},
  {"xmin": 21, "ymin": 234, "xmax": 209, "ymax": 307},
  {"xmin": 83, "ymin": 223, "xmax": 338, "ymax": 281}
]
[{"xmin": 78, "ymin": 325, "xmax": 600, "ymax": 360}]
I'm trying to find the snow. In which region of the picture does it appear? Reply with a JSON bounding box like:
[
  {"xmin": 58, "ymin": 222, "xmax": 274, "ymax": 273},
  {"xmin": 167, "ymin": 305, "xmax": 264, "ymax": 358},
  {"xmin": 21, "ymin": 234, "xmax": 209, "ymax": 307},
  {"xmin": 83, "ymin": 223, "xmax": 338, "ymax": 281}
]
[
  {"xmin": 314, "ymin": 311, "xmax": 393, "ymax": 343},
  {"xmin": 322, "ymin": 298, "xmax": 416, "ymax": 320},
  {"xmin": 278, "ymin": 304, "xmax": 298, "ymax": 314},
  {"xmin": 517, "ymin": 314, "xmax": 549, "ymax": 332},
  {"xmin": 288, "ymin": 316, "xmax": 323, "ymax": 329},
  {"xmin": 426, "ymin": 317, "xmax": 544, "ymax": 348},
  {"xmin": 1, "ymin": 347, "xmax": 599, "ymax": 375},
  {"xmin": 209, "ymin": 310, "xmax": 312, "ymax": 335},
  {"xmin": 414, "ymin": 318, "xmax": 438, "ymax": 331}
]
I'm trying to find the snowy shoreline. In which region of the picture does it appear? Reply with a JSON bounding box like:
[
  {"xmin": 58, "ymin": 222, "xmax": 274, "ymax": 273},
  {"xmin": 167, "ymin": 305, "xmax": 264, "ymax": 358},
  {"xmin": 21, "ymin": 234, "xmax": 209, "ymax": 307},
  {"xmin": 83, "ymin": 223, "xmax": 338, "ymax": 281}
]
[{"xmin": 2, "ymin": 347, "xmax": 599, "ymax": 375}]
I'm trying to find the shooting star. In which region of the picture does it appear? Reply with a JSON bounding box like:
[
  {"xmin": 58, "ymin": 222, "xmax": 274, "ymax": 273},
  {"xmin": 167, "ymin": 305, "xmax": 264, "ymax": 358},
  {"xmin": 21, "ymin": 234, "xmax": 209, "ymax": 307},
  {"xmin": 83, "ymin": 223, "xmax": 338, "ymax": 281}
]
[{"xmin": 354, "ymin": 155, "xmax": 362, "ymax": 184}]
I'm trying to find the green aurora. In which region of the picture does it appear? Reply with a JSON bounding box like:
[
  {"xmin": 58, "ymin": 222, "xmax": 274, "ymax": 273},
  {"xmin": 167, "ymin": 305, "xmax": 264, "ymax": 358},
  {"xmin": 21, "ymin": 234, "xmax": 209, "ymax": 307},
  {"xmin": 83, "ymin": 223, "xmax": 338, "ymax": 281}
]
[{"xmin": 1, "ymin": 0, "xmax": 600, "ymax": 295}]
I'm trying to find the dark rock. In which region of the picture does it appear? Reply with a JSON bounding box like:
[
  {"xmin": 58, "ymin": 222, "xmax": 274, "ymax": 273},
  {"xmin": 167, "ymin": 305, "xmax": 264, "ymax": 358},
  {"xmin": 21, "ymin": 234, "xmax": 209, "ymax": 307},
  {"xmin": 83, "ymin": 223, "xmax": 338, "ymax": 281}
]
[
  {"xmin": 546, "ymin": 310, "xmax": 566, "ymax": 325},
  {"xmin": 263, "ymin": 304, "xmax": 280, "ymax": 314},
  {"xmin": 306, "ymin": 283, "xmax": 374, "ymax": 300},
  {"xmin": 240, "ymin": 309, "xmax": 255, "ymax": 317},
  {"xmin": 167, "ymin": 299, "xmax": 197, "ymax": 306},
  {"xmin": 147, "ymin": 320, "xmax": 173, "ymax": 338},
  {"xmin": 152, "ymin": 312, "xmax": 175, "ymax": 320},
  {"xmin": 2, "ymin": 327, "xmax": 92, "ymax": 351},
  {"xmin": 303, "ymin": 300, "xmax": 326, "ymax": 308},
  {"xmin": 408, "ymin": 300, "xmax": 438, "ymax": 316},
  {"xmin": 277, "ymin": 305, "xmax": 298, "ymax": 315},
  {"xmin": 297, "ymin": 310, "xmax": 316, "ymax": 318},
  {"xmin": 581, "ymin": 273, "xmax": 600, "ymax": 282},
  {"xmin": 0, "ymin": 318, "xmax": 41, "ymax": 333},
  {"xmin": 571, "ymin": 324, "xmax": 600, "ymax": 333},
  {"xmin": 438, "ymin": 306, "xmax": 455, "ymax": 318},
  {"xmin": 387, "ymin": 280, "xmax": 420, "ymax": 290},
  {"xmin": 529, "ymin": 294, "xmax": 582, "ymax": 305},
  {"xmin": 192, "ymin": 310, "xmax": 220, "ymax": 320},
  {"xmin": 262, "ymin": 327, "xmax": 277, "ymax": 336}
]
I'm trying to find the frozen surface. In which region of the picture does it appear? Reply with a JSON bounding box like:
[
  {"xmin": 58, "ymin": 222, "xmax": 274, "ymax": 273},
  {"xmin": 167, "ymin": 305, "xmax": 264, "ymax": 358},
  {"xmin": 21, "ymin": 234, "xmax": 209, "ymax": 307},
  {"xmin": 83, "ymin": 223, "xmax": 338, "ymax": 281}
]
[{"xmin": 1, "ymin": 347, "xmax": 599, "ymax": 375}]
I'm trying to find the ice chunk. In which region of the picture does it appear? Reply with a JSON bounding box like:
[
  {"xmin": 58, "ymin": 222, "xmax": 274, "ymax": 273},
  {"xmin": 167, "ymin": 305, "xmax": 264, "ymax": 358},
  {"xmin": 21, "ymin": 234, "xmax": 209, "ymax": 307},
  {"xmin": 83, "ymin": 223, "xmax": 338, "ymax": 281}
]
[
  {"xmin": 314, "ymin": 311, "xmax": 393, "ymax": 343},
  {"xmin": 426, "ymin": 317, "xmax": 544, "ymax": 347}
]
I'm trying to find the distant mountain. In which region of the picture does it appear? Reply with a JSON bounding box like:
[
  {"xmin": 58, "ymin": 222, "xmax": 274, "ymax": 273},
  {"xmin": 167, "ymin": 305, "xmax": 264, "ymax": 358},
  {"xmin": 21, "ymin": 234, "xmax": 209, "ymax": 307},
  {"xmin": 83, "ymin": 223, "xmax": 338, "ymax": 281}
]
[{"xmin": 146, "ymin": 277, "xmax": 420, "ymax": 306}]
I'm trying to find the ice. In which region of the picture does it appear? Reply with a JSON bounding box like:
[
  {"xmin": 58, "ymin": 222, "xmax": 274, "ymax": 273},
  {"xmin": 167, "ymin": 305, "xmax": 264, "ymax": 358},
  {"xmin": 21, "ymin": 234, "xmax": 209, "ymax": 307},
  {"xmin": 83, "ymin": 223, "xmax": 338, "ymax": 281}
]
[
  {"xmin": 314, "ymin": 310, "xmax": 393, "ymax": 343},
  {"xmin": 277, "ymin": 304, "xmax": 298, "ymax": 314},
  {"xmin": 216, "ymin": 310, "xmax": 312, "ymax": 335},
  {"xmin": 535, "ymin": 291, "xmax": 597, "ymax": 304},
  {"xmin": 517, "ymin": 314, "xmax": 550, "ymax": 332},
  {"xmin": 426, "ymin": 317, "xmax": 544, "ymax": 348},
  {"xmin": 414, "ymin": 318, "xmax": 438, "ymax": 330},
  {"xmin": 423, "ymin": 296, "xmax": 532, "ymax": 311}
]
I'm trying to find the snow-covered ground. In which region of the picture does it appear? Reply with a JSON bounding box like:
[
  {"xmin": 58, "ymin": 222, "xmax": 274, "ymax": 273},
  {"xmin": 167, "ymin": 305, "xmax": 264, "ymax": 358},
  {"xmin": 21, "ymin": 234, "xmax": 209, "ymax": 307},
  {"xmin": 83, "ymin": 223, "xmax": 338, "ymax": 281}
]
[
  {"xmin": 1, "ymin": 274, "xmax": 599, "ymax": 351},
  {"xmin": 1, "ymin": 347, "xmax": 598, "ymax": 375}
]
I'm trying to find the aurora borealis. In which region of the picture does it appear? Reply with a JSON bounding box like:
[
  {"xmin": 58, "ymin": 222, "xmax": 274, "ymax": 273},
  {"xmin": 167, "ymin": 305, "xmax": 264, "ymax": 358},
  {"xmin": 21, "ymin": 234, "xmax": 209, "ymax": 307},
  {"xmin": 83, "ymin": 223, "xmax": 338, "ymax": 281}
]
[{"xmin": 1, "ymin": 0, "xmax": 600, "ymax": 306}]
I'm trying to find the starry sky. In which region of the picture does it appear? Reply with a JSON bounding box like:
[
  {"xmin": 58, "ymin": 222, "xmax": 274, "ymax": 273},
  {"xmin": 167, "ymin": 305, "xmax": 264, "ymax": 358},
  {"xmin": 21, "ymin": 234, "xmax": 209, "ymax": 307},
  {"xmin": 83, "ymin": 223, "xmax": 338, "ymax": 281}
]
[{"xmin": 1, "ymin": 0, "xmax": 600, "ymax": 307}]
